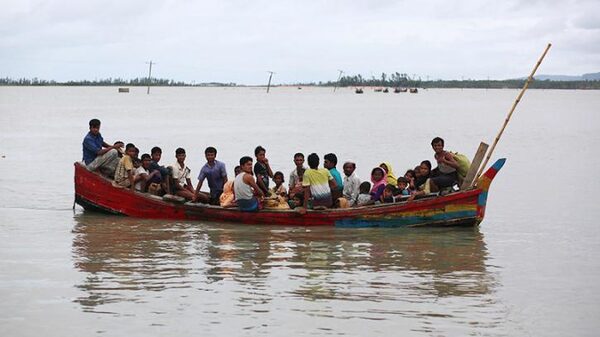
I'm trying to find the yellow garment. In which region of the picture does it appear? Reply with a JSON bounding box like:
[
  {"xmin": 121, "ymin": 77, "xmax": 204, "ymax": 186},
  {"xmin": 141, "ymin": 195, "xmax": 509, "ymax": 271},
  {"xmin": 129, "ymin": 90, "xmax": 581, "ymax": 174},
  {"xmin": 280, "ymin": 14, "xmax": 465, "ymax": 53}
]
[
  {"xmin": 380, "ymin": 162, "xmax": 398, "ymax": 187},
  {"xmin": 219, "ymin": 180, "xmax": 235, "ymax": 207}
]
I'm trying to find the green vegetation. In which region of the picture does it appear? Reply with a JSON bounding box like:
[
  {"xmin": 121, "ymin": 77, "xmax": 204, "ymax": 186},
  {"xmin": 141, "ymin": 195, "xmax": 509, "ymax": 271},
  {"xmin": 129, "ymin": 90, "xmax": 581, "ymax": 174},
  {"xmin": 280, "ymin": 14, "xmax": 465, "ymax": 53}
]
[{"xmin": 1, "ymin": 73, "xmax": 599, "ymax": 89}]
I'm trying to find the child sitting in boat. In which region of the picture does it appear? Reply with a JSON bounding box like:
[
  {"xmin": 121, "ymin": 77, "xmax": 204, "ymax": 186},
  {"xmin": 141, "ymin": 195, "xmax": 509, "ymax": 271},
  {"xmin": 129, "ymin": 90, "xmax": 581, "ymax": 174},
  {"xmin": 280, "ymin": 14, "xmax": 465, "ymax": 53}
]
[
  {"xmin": 396, "ymin": 177, "xmax": 411, "ymax": 196},
  {"xmin": 270, "ymin": 171, "xmax": 287, "ymax": 197},
  {"xmin": 219, "ymin": 165, "xmax": 241, "ymax": 207},
  {"xmin": 254, "ymin": 145, "xmax": 274, "ymax": 196},
  {"xmin": 370, "ymin": 167, "xmax": 387, "ymax": 202},
  {"xmin": 133, "ymin": 153, "xmax": 160, "ymax": 192},
  {"xmin": 113, "ymin": 143, "xmax": 137, "ymax": 190},
  {"xmin": 381, "ymin": 185, "xmax": 396, "ymax": 203},
  {"xmin": 356, "ymin": 182, "xmax": 373, "ymax": 206},
  {"xmin": 264, "ymin": 171, "xmax": 290, "ymax": 209},
  {"xmin": 169, "ymin": 147, "xmax": 195, "ymax": 201}
]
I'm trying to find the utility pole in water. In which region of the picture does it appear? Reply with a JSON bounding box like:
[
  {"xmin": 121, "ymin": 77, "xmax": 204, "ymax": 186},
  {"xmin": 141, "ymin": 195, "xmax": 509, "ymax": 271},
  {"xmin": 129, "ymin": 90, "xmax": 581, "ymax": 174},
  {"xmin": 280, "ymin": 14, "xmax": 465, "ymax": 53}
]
[
  {"xmin": 266, "ymin": 71, "xmax": 274, "ymax": 93},
  {"xmin": 333, "ymin": 69, "xmax": 344, "ymax": 92},
  {"xmin": 146, "ymin": 61, "xmax": 155, "ymax": 94}
]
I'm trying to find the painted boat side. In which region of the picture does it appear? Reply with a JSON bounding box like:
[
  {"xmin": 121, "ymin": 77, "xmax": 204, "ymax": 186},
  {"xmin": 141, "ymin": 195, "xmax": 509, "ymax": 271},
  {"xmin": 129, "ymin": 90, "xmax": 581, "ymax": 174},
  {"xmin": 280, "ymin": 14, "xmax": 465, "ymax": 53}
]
[{"xmin": 74, "ymin": 159, "xmax": 505, "ymax": 227}]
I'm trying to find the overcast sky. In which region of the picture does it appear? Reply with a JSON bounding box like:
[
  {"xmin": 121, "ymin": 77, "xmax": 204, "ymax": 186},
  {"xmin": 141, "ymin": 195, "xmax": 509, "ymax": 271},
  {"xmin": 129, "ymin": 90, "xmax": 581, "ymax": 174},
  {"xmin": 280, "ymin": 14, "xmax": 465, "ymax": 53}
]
[{"xmin": 1, "ymin": 0, "xmax": 599, "ymax": 84}]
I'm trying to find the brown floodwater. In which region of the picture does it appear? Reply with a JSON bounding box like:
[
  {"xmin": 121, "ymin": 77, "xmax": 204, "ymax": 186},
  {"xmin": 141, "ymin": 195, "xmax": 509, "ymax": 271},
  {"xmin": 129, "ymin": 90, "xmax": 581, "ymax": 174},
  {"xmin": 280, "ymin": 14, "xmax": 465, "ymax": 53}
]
[{"xmin": 0, "ymin": 87, "xmax": 599, "ymax": 336}]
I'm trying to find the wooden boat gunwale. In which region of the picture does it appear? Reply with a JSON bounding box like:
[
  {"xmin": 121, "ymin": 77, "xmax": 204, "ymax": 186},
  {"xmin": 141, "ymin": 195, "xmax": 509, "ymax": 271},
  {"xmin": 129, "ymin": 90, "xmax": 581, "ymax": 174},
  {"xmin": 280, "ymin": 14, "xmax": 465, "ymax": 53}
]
[{"xmin": 74, "ymin": 158, "xmax": 505, "ymax": 227}]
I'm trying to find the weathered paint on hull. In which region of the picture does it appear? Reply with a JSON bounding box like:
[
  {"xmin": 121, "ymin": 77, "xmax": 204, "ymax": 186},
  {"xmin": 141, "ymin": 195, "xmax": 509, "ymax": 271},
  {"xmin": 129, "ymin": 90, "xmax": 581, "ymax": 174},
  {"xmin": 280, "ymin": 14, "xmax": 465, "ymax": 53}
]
[{"xmin": 74, "ymin": 159, "xmax": 505, "ymax": 227}]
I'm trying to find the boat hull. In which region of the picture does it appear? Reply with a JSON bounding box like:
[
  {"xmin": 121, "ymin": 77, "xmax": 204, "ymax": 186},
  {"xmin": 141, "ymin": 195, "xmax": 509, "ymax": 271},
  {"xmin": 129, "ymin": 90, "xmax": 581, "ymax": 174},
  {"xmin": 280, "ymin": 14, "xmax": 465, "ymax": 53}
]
[{"xmin": 74, "ymin": 159, "xmax": 505, "ymax": 227}]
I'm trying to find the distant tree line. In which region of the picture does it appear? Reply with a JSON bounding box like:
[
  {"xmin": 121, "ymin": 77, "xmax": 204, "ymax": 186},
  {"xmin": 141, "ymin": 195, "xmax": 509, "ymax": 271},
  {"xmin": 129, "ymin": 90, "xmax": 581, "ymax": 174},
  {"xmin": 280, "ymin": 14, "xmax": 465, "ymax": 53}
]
[
  {"xmin": 312, "ymin": 72, "xmax": 600, "ymax": 89},
  {"xmin": 1, "ymin": 74, "xmax": 599, "ymax": 89},
  {"xmin": 0, "ymin": 77, "xmax": 236, "ymax": 87}
]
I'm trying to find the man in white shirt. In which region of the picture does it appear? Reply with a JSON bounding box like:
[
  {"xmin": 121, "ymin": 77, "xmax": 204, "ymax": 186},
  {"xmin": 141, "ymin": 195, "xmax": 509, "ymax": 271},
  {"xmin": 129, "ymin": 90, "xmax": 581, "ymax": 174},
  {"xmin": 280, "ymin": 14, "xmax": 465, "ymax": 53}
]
[{"xmin": 341, "ymin": 161, "xmax": 361, "ymax": 207}]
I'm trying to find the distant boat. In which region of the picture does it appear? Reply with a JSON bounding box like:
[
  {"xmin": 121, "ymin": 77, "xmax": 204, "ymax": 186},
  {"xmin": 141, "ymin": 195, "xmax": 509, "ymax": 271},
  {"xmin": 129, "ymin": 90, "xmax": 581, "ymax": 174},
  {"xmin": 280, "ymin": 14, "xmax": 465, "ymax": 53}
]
[
  {"xmin": 118, "ymin": 88, "xmax": 130, "ymax": 93},
  {"xmin": 355, "ymin": 88, "xmax": 364, "ymax": 94},
  {"xmin": 374, "ymin": 87, "xmax": 383, "ymax": 92},
  {"xmin": 409, "ymin": 88, "xmax": 418, "ymax": 93},
  {"xmin": 383, "ymin": 88, "xmax": 389, "ymax": 93},
  {"xmin": 395, "ymin": 87, "xmax": 408, "ymax": 93},
  {"xmin": 297, "ymin": 87, "xmax": 302, "ymax": 90}
]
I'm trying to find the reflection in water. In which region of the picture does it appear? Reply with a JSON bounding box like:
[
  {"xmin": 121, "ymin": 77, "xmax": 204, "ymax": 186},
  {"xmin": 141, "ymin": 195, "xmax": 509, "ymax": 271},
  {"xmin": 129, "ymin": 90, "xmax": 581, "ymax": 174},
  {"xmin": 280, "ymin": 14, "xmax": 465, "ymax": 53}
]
[{"xmin": 72, "ymin": 213, "xmax": 500, "ymax": 332}]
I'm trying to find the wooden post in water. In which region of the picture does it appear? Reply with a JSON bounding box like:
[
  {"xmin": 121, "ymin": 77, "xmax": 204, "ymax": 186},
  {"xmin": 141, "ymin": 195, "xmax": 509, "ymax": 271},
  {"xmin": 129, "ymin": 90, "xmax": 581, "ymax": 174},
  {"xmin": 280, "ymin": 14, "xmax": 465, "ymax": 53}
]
[
  {"xmin": 266, "ymin": 71, "xmax": 274, "ymax": 93},
  {"xmin": 333, "ymin": 69, "xmax": 343, "ymax": 92},
  {"xmin": 146, "ymin": 60, "xmax": 154, "ymax": 95},
  {"xmin": 473, "ymin": 43, "xmax": 552, "ymax": 184}
]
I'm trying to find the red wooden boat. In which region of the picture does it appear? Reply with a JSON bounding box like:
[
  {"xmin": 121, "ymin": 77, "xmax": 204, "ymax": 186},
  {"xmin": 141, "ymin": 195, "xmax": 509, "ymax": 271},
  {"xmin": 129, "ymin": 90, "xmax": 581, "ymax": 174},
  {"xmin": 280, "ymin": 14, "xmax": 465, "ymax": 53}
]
[{"xmin": 74, "ymin": 159, "xmax": 505, "ymax": 227}]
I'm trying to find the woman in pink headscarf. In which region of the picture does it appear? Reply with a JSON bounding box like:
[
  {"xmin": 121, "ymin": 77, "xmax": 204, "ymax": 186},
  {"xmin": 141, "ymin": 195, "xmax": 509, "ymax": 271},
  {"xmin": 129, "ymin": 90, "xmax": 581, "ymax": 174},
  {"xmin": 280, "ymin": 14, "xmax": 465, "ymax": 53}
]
[{"xmin": 370, "ymin": 167, "xmax": 387, "ymax": 201}]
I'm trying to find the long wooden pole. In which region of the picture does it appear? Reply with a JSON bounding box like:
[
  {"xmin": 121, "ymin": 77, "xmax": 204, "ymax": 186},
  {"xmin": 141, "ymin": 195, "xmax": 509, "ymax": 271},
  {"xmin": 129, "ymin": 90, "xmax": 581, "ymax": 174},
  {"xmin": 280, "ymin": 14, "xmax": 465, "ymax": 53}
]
[
  {"xmin": 473, "ymin": 43, "xmax": 552, "ymax": 185},
  {"xmin": 266, "ymin": 71, "xmax": 274, "ymax": 93}
]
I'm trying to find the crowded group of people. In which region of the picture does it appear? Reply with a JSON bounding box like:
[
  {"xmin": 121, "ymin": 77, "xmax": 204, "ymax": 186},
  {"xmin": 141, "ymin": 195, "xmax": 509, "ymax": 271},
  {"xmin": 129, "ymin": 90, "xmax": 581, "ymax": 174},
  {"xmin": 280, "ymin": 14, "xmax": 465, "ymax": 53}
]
[{"xmin": 82, "ymin": 119, "xmax": 470, "ymax": 212}]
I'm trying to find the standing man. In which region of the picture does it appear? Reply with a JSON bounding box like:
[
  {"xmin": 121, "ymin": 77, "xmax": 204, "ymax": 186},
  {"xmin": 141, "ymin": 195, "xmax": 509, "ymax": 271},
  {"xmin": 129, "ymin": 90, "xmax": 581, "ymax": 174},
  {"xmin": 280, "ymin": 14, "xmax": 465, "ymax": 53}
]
[
  {"xmin": 195, "ymin": 146, "xmax": 228, "ymax": 205},
  {"xmin": 82, "ymin": 118, "xmax": 122, "ymax": 178}
]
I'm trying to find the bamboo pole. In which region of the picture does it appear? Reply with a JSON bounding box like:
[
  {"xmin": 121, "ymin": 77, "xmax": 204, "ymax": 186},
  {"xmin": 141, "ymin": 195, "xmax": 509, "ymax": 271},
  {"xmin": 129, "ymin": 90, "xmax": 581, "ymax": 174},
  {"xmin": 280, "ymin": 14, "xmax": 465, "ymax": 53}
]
[{"xmin": 472, "ymin": 43, "xmax": 552, "ymax": 185}]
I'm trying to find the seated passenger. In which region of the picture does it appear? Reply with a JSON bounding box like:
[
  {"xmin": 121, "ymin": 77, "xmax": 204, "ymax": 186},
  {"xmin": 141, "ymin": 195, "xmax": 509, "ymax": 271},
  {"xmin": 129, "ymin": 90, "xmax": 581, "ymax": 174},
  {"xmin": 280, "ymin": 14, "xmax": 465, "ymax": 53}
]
[
  {"xmin": 220, "ymin": 165, "xmax": 241, "ymax": 207},
  {"xmin": 431, "ymin": 137, "xmax": 459, "ymax": 191},
  {"xmin": 379, "ymin": 162, "xmax": 398, "ymax": 187},
  {"xmin": 235, "ymin": 156, "xmax": 265, "ymax": 211},
  {"xmin": 148, "ymin": 146, "xmax": 170, "ymax": 195},
  {"xmin": 356, "ymin": 182, "xmax": 373, "ymax": 207},
  {"xmin": 404, "ymin": 169, "xmax": 416, "ymax": 192},
  {"xmin": 408, "ymin": 160, "xmax": 434, "ymax": 202},
  {"xmin": 370, "ymin": 167, "xmax": 387, "ymax": 202},
  {"xmin": 396, "ymin": 177, "xmax": 411, "ymax": 196},
  {"xmin": 324, "ymin": 153, "xmax": 344, "ymax": 201},
  {"xmin": 195, "ymin": 146, "xmax": 227, "ymax": 205},
  {"xmin": 114, "ymin": 144, "xmax": 137, "ymax": 190},
  {"xmin": 254, "ymin": 146, "xmax": 274, "ymax": 196},
  {"xmin": 82, "ymin": 118, "xmax": 123, "ymax": 178},
  {"xmin": 302, "ymin": 153, "xmax": 337, "ymax": 210},
  {"xmin": 339, "ymin": 161, "xmax": 360, "ymax": 208},
  {"xmin": 381, "ymin": 185, "xmax": 396, "ymax": 203},
  {"xmin": 288, "ymin": 192, "xmax": 304, "ymax": 209},
  {"xmin": 270, "ymin": 171, "xmax": 287, "ymax": 197},
  {"xmin": 169, "ymin": 148, "xmax": 195, "ymax": 201},
  {"xmin": 288, "ymin": 153, "xmax": 306, "ymax": 197},
  {"xmin": 133, "ymin": 154, "xmax": 159, "ymax": 192}
]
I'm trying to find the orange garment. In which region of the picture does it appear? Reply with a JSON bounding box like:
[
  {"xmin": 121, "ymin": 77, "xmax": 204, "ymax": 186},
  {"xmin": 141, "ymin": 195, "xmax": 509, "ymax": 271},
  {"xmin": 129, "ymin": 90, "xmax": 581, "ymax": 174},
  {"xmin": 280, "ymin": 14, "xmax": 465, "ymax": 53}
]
[{"xmin": 219, "ymin": 180, "xmax": 235, "ymax": 207}]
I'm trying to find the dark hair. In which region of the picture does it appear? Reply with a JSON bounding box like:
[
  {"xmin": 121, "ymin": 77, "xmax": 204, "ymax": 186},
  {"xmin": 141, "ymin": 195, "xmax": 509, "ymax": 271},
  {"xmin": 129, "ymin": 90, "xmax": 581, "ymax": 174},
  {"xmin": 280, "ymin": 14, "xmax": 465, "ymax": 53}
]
[
  {"xmin": 134, "ymin": 147, "xmax": 139, "ymax": 154},
  {"xmin": 151, "ymin": 146, "xmax": 162, "ymax": 155},
  {"xmin": 205, "ymin": 146, "xmax": 217, "ymax": 155},
  {"xmin": 343, "ymin": 161, "xmax": 356, "ymax": 169},
  {"xmin": 293, "ymin": 192, "xmax": 304, "ymax": 200},
  {"xmin": 384, "ymin": 185, "xmax": 395, "ymax": 192},
  {"xmin": 239, "ymin": 156, "xmax": 253, "ymax": 166},
  {"xmin": 175, "ymin": 147, "xmax": 186, "ymax": 155},
  {"xmin": 359, "ymin": 181, "xmax": 371, "ymax": 193},
  {"xmin": 294, "ymin": 152, "xmax": 304, "ymax": 159},
  {"xmin": 324, "ymin": 153, "xmax": 338, "ymax": 166},
  {"xmin": 254, "ymin": 145, "xmax": 266, "ymax": 156},
  {"xmin": 431, "ymin": 137, "xmax": 444, "ymax": 146},
  {"xmin": 234, "ymin": 165, "xmax": 241, "ymax": 173},
  {"xmin": 274, "ymin": 171, "xmax": 284, "ymax": 181},
  {"xmin": 420, "ymin": 160, "xmax": 432, "ymax": 171},
  {"xmin": 371, "ymin": 167, "xmax": 385, "ymax": 177},
  {"xmin": 307, "ymin": 153, "xmax": 319, "ymax": 169},
  {"xmin": 141, "ymin": 153, "xmax": 151, "ymax": 160},
  {"xmin": 405, "ymin": 169, "xmax": 415, "ymax": 178},
  {"xmin": 397, "ymin": 177, "xmax": 409, "ymax": 184},
  {"xmin": 125, "ymin": 143, "xmax": 136, "ymax": 151},
  {"xmin": 89, "ymin": 119, "xmax": 100, "ymax": 128},
  {"xmin": 133, "ymin": 158, "xmax": 141, "ymax": 165}
]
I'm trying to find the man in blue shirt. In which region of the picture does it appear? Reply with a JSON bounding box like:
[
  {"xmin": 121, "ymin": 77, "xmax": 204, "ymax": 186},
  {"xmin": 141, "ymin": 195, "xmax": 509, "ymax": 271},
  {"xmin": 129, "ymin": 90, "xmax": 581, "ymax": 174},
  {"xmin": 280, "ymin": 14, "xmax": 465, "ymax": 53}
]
[
  {"xmin": 194, "ymin": 146, "xmax": 228, "ymax": 205},
  {"xmin": 82, "ymin": 119, "xmax": 122, "ymax": 177}
]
